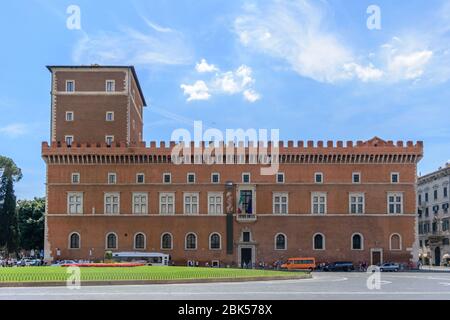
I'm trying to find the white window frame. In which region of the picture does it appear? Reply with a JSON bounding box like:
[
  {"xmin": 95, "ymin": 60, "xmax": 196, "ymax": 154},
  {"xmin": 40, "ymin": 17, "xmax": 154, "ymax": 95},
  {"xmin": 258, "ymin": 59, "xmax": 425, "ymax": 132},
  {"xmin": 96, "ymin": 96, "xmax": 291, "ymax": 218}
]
[
  {"xmin": 187, "ymin": 172, "xmax": 196, "ymax": 184},
  {"xmin": 161, "ymin": 232, "xmax": 173, "ymax": 250},
  {"xmin": 314, "ymin": 172, "xmax": 323, "ymax": 184},
  {"xmin": 352, "ymin": 172, "xmax": 361, "ymax": 184},
  {"xmin": 67, "ymin": 192, "xmax": 83, "ymax": 214},
  {"xmin": 242, "ymin": 172, "xmax": 251, "ymax": 184},
  {"xmin": 209, "ymin": 232, "xmax": 222, "ymax": 250},
  {"xmin": 105, "ymin": 80, "xmax": 116, "ymax": 92},
  {"xmin": 65, "ymin": 111, "xmax": 74, "ymax": 122},
  {"xmin": 105, "ymin": 232, "xmax": 118, "ymax": 250},
  {"xmin": 311, "ymin": 192, "xmax": 327, "ymax": 214},
  {"xmin": 65, "ymin": 135, "xmax": 74, "ymax": 146},
  {"xmin": 104, "ymin": 192, "xmax": 120, "ymax": 215},
  {"xmin": 136, "ymin": 173, "xmax": 145, "ymax": 184},
  {"xmin": 211, "ymin": 172, "xmax": 220, "ymax": 184},
  {"xmin": 313, "ymin": 233, "xmax": 326, "ymax": 250},
  {"xmin": 274, "ymin": 233, "xmax": 287, "ymax": 250},
  {"xmin": 65, "ymin": 80, "xmax": 75, "ymax": 92},
  {"xmin": 351, "ymin": 233, "xmax": 364, "ymax": 251},
  {"xmin": 107, "ymin": 172, "xmax": 117, "ymax": 184},
  {"xmin": 105, "ymin": 135, "xmax": 114, "ymax": 146},
  {"xmin": 132, "ymin": 192, "xmax": 148, "ymax": 215},
  {"xmin": 389, "ymin": 233, "xmax": 402, "ymax": 251},
  {"xmin": 387, "ymin": 192, "xmax": 403, "ymax": 214},
  {"xmin": 276, "ymin": 172, "xmax": 285, "ymax": 184},
  {"xmin": 163, "ymin": 173, "xmax": 172, "ymax": 184},
  {"xmin": 349, "ymin": 192, "xmax": 365, "ymax": 214},
  {"xmin": 159, "ymin": 192, "xmax": 175, "ymax": 215},
  {"xmin": 71, "ymin": 173, "xmax": 80, "ymax": 184},
  {"xmin": 273, "ymin": 192, "xmax": 289, "ymax": 214},
  {"xmin": 208, "ymin": 192, "xmax": 223, "ymax": 215},
  {"xmin": 68, "ymin": 232, "xmax": 81, "ymax": 249},
  {"xmin": 184, "ymin": 192, "xmax": 199, "ymax": 215},
  {"xmin": 133, "ymin": 232, "xmax": 147, "ymax": 250},
  {"xmin": 185, "ymin": 232, "xmax": 198, "ymax": 250},
  {"xmin": 106, "ymin": 111, "xmax": 115, "ymax": 122},
  {"xmin": 391, "ymin": 172, "xmax": 400, "ymax": 184}
]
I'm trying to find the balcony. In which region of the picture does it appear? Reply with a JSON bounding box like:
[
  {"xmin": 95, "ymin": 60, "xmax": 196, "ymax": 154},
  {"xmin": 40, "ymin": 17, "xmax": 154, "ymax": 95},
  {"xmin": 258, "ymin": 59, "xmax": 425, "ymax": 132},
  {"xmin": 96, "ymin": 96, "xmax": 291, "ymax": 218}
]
[{"xmin": 236, "ymin": 214, "xmax": 257, "ymax": 222}]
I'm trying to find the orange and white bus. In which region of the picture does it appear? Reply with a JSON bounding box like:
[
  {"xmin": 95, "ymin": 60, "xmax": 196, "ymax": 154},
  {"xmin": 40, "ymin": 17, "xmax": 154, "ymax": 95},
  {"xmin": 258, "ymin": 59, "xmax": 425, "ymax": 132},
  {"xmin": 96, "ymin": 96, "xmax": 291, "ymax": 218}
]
[{"xmin": 281, "ymin": 257, "xmax": 316, "ymax": 271}]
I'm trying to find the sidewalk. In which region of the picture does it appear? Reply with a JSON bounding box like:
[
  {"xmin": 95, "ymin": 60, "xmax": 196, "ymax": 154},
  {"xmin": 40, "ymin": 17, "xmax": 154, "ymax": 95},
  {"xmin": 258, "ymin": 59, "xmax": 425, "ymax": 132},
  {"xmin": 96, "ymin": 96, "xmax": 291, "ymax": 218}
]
[{"xmin": 419, "ymin": 265, "xmax": 450, "ymax": 272}]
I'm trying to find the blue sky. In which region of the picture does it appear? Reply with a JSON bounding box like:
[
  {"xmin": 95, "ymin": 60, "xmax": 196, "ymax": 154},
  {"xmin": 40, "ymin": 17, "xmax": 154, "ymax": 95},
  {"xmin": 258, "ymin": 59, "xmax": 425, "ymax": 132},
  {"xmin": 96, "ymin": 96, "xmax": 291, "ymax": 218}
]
[{"xmin": 0, "ymin": 0, "xmax": 449, "ymax": 199}]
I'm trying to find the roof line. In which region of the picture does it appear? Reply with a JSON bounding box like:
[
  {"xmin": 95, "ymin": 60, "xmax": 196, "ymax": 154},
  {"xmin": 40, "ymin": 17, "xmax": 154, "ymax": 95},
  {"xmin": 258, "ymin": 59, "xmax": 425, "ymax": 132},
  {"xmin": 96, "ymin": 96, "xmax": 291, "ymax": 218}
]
[{"xmin": 46, "ymin": 65, "xmax": 147, "ymax": 107}]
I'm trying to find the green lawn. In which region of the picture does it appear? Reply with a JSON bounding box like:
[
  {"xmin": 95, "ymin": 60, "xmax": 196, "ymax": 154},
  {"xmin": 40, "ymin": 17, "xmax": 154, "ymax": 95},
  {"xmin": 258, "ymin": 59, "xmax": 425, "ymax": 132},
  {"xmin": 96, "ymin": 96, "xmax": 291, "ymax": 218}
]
[{"xmin": 0, "ymin": 266, "xmax": 306, "ymax": 283}]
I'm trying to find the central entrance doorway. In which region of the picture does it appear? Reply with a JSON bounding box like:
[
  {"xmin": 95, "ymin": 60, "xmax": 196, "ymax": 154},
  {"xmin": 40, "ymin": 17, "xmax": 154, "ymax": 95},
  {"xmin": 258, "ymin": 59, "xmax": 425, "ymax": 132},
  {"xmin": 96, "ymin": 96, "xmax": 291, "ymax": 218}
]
[
  {"xmin": 435, "ymin": 247, "xmax": 441, "ymax": 266},
  {"xmin": 371, "ymin": 249, "xmax": 383, "ymax": 266},
  {"xmin": 241, "ymin": 248, "xmax": 252, "ymax": 268}
]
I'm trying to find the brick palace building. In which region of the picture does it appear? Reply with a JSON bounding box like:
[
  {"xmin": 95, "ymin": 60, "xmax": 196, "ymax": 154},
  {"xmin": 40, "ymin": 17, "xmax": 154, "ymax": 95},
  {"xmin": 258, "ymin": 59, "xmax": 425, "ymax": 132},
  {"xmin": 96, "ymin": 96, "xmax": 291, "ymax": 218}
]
[{"xmin": 42, "ymin": 65, "xmax": 424, "ymax": 267}]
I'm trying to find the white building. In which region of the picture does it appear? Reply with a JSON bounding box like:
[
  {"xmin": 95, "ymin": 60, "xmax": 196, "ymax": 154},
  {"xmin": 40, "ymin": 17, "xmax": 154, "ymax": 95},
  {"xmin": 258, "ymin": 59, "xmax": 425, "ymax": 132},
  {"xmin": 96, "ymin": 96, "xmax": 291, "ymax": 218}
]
[{"xmin": 418, "ymin": 162, "xmax": 450, "ymax": 266}]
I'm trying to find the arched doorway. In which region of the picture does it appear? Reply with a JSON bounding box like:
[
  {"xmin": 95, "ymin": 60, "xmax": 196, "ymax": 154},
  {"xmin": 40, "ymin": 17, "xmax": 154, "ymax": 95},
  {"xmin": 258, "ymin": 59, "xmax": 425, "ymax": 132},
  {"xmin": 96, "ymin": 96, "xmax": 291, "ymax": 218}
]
[{"xmin": 434, "ymin": 247, "xmax": 441, "ymax": 266}]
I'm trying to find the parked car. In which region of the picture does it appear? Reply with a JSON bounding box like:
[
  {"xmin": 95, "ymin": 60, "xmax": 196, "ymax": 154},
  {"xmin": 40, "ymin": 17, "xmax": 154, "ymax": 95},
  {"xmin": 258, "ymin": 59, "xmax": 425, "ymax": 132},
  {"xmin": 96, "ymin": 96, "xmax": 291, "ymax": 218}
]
[
  {"xmin": 51, "ymin": 260, "xmax": 77, "ymax": 266},
  {"xmin": 379, "ymin": 262, "xmax": 400, "ymax": 272},
  {"xmin": 323, "ymin": 261, "xmax": 354, "ymax": 272}
]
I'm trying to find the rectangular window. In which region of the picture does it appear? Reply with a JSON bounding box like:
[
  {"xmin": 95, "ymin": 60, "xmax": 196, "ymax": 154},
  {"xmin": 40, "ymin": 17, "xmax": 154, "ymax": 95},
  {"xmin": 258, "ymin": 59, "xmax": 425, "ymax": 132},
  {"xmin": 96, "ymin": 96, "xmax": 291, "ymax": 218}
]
[
  {"xmin": 391, "ymin": 172, "xmax": 399, "ymax": 183},
  {"xmin": 444, "ymin": 187, "xmax": 448, "ymax": 198},
  {"xmin": 108, "ymin": 173, "xmax": 117, "ymax": 184},
  {"xmin": 443, "ymin": 219, "xmax": 449, "ymax": 232},
  {"xmin": 388, "ymin": 192, "xmax": 403, "ymax": 214},
  {"xmin": 67, "ymin": 192, "xmax": 83, "ymax": 214},
  {"xmin": 65, "ymin": 135, "xmax": 73, "ymax": 146},
  {"xmin": 65, "ymin": 111, "xmax": 74, "ymax": 122},
  {"xmin": 105, "ymin": 135, "xmax": 114, "ymax": 146},
  {"xmin": 208, "ymin": 193, "xmax": 223, "ymax": 215},
  {"xmin": 243, "ymin": 232, "xmax": 251, "ymax": 242},
  {"xmin": 312, "ymin": 192, "xmax": 327, "ymax": 214},
  {"xmin": 425, "ymin": 192, "xmax": 429, "ymax": 202},
  {"xmin": 238, "ymin": 190, "xmax": 253, "ymax": 214},
  {"xmin": 273, "ymin": 193, "xmax": 288, "ymax": 214},
  {"xmin": 211, "ymin": 173, "xmax": 220, "ymax": 184},
  {"xmin": 187, "ymin": 173, "xmax": 196, "ymax": 184},
  {"xmin": 136, "ymin": 173, "xmax": 145, "ymax": 184},
  {"xmin": 66, "ymin": 80, "xmax": 75, "ymax": 92},
  {"xmin": 276, "ymin": 173, "xmax": 285, "ymax": 184},
  {"xmin": 434, "ymin": 189, "xmax": 438, "ymax": 200},
  {"xmin": 242, "ymin": 173, "xmax": 251, "ymax": 184},
  {"xmin": 132, "ymin": 193, "xmax": 148, "ymax": 214},
  {"xmin": 163, "ymin": 173, "xmax": 171, "ymax": 184},
  {"xmin": 314, "ymin": 172, "xmax": 323, "ymax": 184},
  {"xmin": 352, "ymin": 172, "xmax": 361, "ymax": 184},
  {"xmin": 418, "ymin": 194, "xmax": 422, "ymax": 205},
  {"xmin": 184, "ymin": 193, "xmax": 199, "ymax": 214},
  {"xmin": 105, "ymin": 193, "xmax": 120, "ymax": 214},
  {"xmin": 106, "ymin": 80, "xmax": 115, "ymax": 92},
  {"xmin": 106, "ymin": 112, "xmax": 114, "ymax": 121},
  {"xmin": 71, "ymin": 173, "xmax": 80, "ymax": 184},
  {"xmin": 349, "ymin": 193, "xmax": 365, "ymax": 214},
  {"xmin": 160, "ymin": 193, "xmax": 175, "ymax": 214}
]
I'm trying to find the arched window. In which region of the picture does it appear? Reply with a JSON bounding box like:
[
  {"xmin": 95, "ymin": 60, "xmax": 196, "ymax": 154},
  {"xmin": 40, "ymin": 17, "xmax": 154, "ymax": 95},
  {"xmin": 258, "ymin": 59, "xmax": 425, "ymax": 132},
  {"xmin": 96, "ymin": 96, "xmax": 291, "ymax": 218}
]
[
  {"xmin": 351, "ymin": 233, "xmax": 363, "ymax": 250},
  {"xmin": 390, "ymin": 233, "xmax": 402, "ymax": 250},
  {"xmin": 69, "ymin": 232, "xmax": 80, "ymax": 249},
  {"xmin": 209, "ymin": 233, "xmax": 221, "ymax": 250},
  {"xmin": 313, "ymin": 233, "xmax": 324, "ymax": 250},
  {"xmin": 185, "ymin": 233, "xmax": 197, "ymax": 250},
  {"xmin": 106, "ymin": 233, "xmax": 117, "ymax": 249},
  {"xmin": 275, "ymin": 233, "xmax": 287, "ymax": 250},
  {"xmin": 161, "ymin": 233, "xmax": 173, "ymax": 250},
  {"xmin": 134, "ymin": 233, "xmax": 146, "ymax": 250}
]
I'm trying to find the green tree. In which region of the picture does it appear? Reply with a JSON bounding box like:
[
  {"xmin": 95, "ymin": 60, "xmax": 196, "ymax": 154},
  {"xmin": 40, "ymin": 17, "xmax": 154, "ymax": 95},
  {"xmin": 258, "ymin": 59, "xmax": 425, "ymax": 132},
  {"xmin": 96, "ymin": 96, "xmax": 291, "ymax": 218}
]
[
  {"xmin": 0, "ymin": 156, "xmax": 22, "ymax": 255},
  {"xmin": 17, "ymin": 198, "xmax": 45, "ymax": 251}
]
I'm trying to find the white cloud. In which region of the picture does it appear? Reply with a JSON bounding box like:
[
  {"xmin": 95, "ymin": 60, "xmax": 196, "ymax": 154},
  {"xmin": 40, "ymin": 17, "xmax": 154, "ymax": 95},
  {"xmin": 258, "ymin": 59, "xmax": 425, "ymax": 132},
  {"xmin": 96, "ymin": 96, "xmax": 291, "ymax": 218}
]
[
  {"xmin": 0, "ymin": 123, "xmax": 28, "ymax": 137},
  {"xmin": 180, "ymin": 81, "xmax": 211, "ymax": 101},
  {"xmin": 182, "ymin": 61, "xmax": 260, "ymax": 103},
  {"xmin": 233, "ymin": 0, "xmax": 446, "ymax": 85},
  {"xmin": 73, "ymin": 19, "xmax": 192, "ymax": 66},
  {"xmin": 195, "ymin": 59, "xmax": 219, "ymax": 73}
]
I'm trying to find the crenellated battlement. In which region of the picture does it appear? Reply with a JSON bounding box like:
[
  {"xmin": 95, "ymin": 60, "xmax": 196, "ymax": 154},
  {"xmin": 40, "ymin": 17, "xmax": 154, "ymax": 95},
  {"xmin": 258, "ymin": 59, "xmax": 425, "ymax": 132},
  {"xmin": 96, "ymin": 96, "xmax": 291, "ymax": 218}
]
[{"xmin": 42, "ymin": 137, "xmax": 423, "ymax": 165}]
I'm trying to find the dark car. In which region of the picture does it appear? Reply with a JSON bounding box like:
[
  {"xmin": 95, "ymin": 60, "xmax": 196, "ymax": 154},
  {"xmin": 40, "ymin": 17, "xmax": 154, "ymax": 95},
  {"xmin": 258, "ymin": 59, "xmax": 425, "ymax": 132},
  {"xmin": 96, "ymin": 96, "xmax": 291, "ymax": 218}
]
[{"xmin": 323, "ymin": 261, "xmax": 354, "ymax": 272}]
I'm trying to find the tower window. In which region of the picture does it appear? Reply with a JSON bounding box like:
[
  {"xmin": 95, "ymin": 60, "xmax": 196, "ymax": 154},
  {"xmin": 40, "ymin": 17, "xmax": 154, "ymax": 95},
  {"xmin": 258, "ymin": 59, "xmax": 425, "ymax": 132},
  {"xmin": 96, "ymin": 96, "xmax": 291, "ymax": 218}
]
[
  {"xmin": 65, "ymin": 111, "xmax": 74, "ymax": 122},
  {"xmin": 106, "ymin": 80, "xmax": 115, "ymax": 92},
  {"xmin": 66, "ymin": 80, "xmax": 75, "ymax": 92},
  {"xmin": 106, "ymin": 112, "xmax": 114, "ymax": 121}
]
